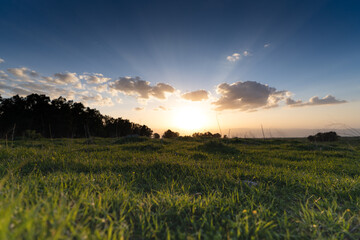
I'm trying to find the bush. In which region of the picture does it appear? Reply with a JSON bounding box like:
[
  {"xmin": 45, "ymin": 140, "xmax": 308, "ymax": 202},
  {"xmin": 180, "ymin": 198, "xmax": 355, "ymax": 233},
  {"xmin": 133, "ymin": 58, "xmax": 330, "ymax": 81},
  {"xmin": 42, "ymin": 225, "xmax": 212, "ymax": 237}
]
[
  {"xmin": 153, "ymin": 133, "xmax": 160, "ymax": 139},
  {"xmin": 308, "ymin": 131, "xmax": 339, "ymax": 142},
  {"xmin": 24, "ymin": 130, "xmax": 42, "ymax": 140},
  {"xmin": 197, "ymin": 140, "xmax": 239, "ymax": 154},
  {"xmin": 192, "ymin": 132, "xmax": 221, "ymax": 138},
  {"xmin": 162, "ymin": 129, "xmax": 179, "ymax": 139},
  {"xmin": 113, "ymin": 135, "xmax": 149, "ymax": 144}
]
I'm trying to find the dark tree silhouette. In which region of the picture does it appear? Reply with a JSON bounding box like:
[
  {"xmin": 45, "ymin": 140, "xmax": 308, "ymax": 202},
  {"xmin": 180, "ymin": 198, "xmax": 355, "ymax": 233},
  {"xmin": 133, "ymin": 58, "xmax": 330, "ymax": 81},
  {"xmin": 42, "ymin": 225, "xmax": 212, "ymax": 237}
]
[
  {"xmin": 0, "ymin": 94, "xmax": 153, "ymax": 138},
  {"xmin": 153, "ymin": 133, "xmax": 160, "ymax": 139},
  {"xmin": 192, "ymin": 131, "xmax": 221, "ymax": 138},
  {"xmin": 162, "ymin": 129, "xmax": 179, "ymax": 138},
  {"xmin": 308, "ymin": 131, "xmax": 339, "ymax": 142}
]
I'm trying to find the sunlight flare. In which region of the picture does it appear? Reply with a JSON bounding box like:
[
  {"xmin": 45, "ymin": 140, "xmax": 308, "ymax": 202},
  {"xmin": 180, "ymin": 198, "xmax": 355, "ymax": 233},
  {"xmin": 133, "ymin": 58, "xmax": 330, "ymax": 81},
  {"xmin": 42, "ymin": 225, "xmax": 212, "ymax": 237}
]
[{"xmin": 172, "ymin": 105, "xmax": 209, "ymax": 131}]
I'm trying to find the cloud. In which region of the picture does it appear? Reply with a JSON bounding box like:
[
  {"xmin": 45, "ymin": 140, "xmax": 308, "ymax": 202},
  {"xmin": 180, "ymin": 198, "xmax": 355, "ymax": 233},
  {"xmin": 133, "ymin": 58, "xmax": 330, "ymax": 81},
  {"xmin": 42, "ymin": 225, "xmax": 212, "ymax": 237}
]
[
  {"xmin": 10, "ymin": 87, "xmax": 33, "ymax": 96},
  {"xmin": 286, "ymin": 98, "xmax": 302, "ymax": 105},
  {"xmin": 52, "ymin": 72, "xmax": 79, "ymax": 84},
  {"xmin": 265, "ymin": 90, "xmax": 291, "ymax": 109},
  {"xmin": 286, "ymin": 95, "xmax": 347, "ymax": 107},
  {"xmin": 243, "ymin": 50, "xmax": 251, "ymax": 56},
  {"xmin": 92, "ymin": 84, "xmax": 107, "ymax": 92},
  {"xmin": 264, "ymin": 43, "xmax": 271, "ymax": 48},
  {"xmin": 7, "ymin": 67, "xmax": 39, "ymax": 78},
  {"xmin": 181, "ymin": 90, "xmax": 209, "ymax": 101},
  {"xmin": 18, "ymin": 82, "xmax": 77, "ymax": 99},
  {"xmin": 79, "ymin": 73, "xmax": 111, "ymax": 84},
  {"xmin": 213, "ymin": 81, "xmax": 290, "ymax": 111},
  {"xmin": 0, "ymin": 70, "xmax": 9, "ymax": 80},
  {"xmin": 109, "ymin": 76, "xmax": 175, "ymax": 100},
  {"xmin": 0, "ymin": 58, "xmax": 4, "ymax": 64},
  {"xmin": 78, "ymin": 93, "xmax": 113, "ymax": 106},
  {"xmin": 0, "ymin": 82, "xmax": 31, "ymax": 96},
  {"xmin": 116, "ymin": 97, "xmax": 122, "ymax": 104},
  {"xmin": 227, "ymin": 53, "xmax": 241, "ymax": 62},
  {"xmin": 227, "ymin": 51, "xmax": 251, "ymax": 62},
  {"xmin": 134, "ymin": 107, "xmax": 144, "ymax": 111},
  {"xmin": 1, "ymin": 66, "xmax": 109, "ymax": 102},
  {"xmin": 152, "ymin": 83, "xmax": 175, "ymax": 99},
  {"xmin": 40, "ymin": 72, "xmax": 82, "ymax": 88},
  {"xmin": 153, "ymin": 105, "xmax": 169, "ymax": 111}
]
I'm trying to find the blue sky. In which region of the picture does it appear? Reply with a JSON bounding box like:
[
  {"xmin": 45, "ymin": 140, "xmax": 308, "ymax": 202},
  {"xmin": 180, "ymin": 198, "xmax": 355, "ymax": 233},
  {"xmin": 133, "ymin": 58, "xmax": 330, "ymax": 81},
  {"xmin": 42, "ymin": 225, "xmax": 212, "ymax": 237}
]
[{"xmin": 1, "ymin": 0, "xmax": 359, "ymax": 133}]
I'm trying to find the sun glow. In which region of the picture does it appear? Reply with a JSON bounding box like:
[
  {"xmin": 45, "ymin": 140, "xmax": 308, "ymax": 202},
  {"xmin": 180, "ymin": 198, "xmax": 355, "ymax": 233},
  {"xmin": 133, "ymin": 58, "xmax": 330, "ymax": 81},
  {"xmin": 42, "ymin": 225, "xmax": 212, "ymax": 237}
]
[{"xmin": 172, "ymin": 105, "xmax": 209, "ymax": 132}]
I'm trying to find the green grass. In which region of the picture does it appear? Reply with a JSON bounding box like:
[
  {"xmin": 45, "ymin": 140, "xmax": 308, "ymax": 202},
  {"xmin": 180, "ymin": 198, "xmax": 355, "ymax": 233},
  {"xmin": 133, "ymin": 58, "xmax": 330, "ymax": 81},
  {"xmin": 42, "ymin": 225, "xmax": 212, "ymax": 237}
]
[{"xmin": 0, "ymin": 137, "xmax": 360, "ymax": 239}]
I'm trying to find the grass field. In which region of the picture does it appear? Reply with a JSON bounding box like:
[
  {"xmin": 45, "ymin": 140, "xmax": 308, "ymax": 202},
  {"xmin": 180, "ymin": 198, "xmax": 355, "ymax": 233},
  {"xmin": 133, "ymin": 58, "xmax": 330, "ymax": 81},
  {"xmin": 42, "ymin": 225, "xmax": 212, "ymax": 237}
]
[{"xmin": 0, "ymin": 137, "xmax": 360, "ymax": 239}]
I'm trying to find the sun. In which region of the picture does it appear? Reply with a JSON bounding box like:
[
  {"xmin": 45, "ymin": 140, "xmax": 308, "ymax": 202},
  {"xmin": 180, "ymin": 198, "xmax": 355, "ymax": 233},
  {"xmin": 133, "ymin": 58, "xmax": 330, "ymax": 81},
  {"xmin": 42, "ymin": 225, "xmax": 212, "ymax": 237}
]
[{"xmin": 172, "ymin": 105, "xmax": 209, "ymax": 132}]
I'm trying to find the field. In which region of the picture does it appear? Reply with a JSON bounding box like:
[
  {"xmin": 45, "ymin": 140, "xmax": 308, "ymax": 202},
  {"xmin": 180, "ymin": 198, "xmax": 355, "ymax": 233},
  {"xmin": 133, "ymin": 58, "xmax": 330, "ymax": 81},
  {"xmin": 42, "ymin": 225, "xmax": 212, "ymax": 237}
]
[{"xmin": 0, "ymin": 137, "xmax": 360, "ymax": 239}]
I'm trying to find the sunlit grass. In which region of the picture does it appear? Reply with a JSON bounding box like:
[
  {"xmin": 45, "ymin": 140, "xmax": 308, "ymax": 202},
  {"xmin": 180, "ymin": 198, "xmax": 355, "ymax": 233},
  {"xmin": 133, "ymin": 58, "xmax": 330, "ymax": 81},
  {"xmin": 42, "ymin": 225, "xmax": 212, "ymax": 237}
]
[{"xmin": 0, "ymin": 137, "xmax": 359, "ymax": 239}]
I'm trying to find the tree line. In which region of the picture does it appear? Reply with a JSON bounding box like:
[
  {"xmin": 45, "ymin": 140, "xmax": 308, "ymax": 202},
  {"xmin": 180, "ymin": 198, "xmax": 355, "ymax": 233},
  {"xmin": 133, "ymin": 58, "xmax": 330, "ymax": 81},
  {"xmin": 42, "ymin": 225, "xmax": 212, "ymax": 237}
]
[{"xmin": 0, "ymin": 94, "xmax": 153, "ymax": 139}]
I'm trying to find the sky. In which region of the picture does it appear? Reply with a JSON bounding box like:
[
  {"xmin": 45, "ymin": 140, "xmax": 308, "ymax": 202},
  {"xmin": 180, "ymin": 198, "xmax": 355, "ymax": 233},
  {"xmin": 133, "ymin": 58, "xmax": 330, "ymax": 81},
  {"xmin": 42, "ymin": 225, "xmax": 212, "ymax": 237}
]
[{"xmin": 0, "ymin": 0, "xmax": 359, "ymax": 136}]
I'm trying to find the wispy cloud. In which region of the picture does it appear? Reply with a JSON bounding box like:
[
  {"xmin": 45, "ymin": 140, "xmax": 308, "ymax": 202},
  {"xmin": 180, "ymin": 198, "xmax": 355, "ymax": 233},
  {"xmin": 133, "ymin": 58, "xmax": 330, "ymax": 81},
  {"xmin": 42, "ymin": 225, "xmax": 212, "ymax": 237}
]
[
  {"xmin": 264, "ymin": 43, "xmax": 271, "ymax": 48},
  {"xmin": 0, "ymin": 58, "xmax": 4, "ymax": 64},
  {"xmin": 8, "ymin": 67, "xmax": 39, "ymax": 78},
  {"xmin": 0, "ymin": 70, "xmax": 9, "ymax": 80},
  {"xmin": 286, "ymin": 95, "xmax": 347, "ymax": 107},
  {"xmin": 134, "ymin": 107, "xmax": 144, "ymax": 111},
  {"xmin": 153, "ymin": 105, "xmax": 169, "ymax": 111}
]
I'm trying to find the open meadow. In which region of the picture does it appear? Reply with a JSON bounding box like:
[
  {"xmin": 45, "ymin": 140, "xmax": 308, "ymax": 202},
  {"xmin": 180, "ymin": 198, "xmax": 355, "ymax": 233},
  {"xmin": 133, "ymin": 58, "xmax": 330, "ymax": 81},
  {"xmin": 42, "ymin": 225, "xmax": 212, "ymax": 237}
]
[{"xmin": 0, "ymin": 137, "xmax": 360, "ymax": 239}]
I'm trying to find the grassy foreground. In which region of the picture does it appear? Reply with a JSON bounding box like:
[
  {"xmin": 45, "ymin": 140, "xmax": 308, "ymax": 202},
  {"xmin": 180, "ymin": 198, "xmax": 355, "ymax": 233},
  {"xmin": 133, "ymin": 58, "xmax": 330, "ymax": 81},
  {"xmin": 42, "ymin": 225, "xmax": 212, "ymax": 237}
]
[{"xmin": 0, "ymin": 137, "xmax": 360, "ymax": 239}]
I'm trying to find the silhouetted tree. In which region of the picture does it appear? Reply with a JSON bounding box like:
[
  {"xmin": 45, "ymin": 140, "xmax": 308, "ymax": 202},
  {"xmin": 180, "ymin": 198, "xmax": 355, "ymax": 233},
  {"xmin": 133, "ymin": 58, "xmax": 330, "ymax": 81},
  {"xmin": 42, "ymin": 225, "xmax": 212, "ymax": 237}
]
[
  {"xmin": 192, "ymin": 131, "xmax": 221, "ymax": 138},
  {"xmin": 0, "ymin": 93, "xmax": 153, "ymax": 139},
  {"xmin": 153, "ymin": 133, "xmax": 160, "ymax": 139},
  {"xmin": 162, "ymin": 129, "xmax": 179, "ymax": 138}
]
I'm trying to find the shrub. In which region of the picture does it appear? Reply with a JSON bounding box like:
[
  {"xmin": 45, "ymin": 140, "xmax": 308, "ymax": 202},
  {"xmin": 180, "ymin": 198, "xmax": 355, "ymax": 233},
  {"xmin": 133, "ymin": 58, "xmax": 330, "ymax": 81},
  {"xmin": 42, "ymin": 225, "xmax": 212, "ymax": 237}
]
[
  {"xmin": 192, "ymin": 132, "xmax": 221, "ymax": 138},
  {"xmin": 24, "ymin": 130, "xmax": 42, "ymax": 140},
  {"xmin": 153, "ymin": 133, "xmax": 160, "ymax": 139},
  {"xmin": 162, "ymin": 129, "xmax": 179, "ymax": 139},
  {"xmin": 113, "ymin": 135, "xmax": 149, "ymax": 144},
  {"xmin": 308, "ymin": 131, "xmax": 339, "ymax": 142},
  {"xmin": 197, "ymin": 140, "xmax": 239, "ymax": 154}
]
